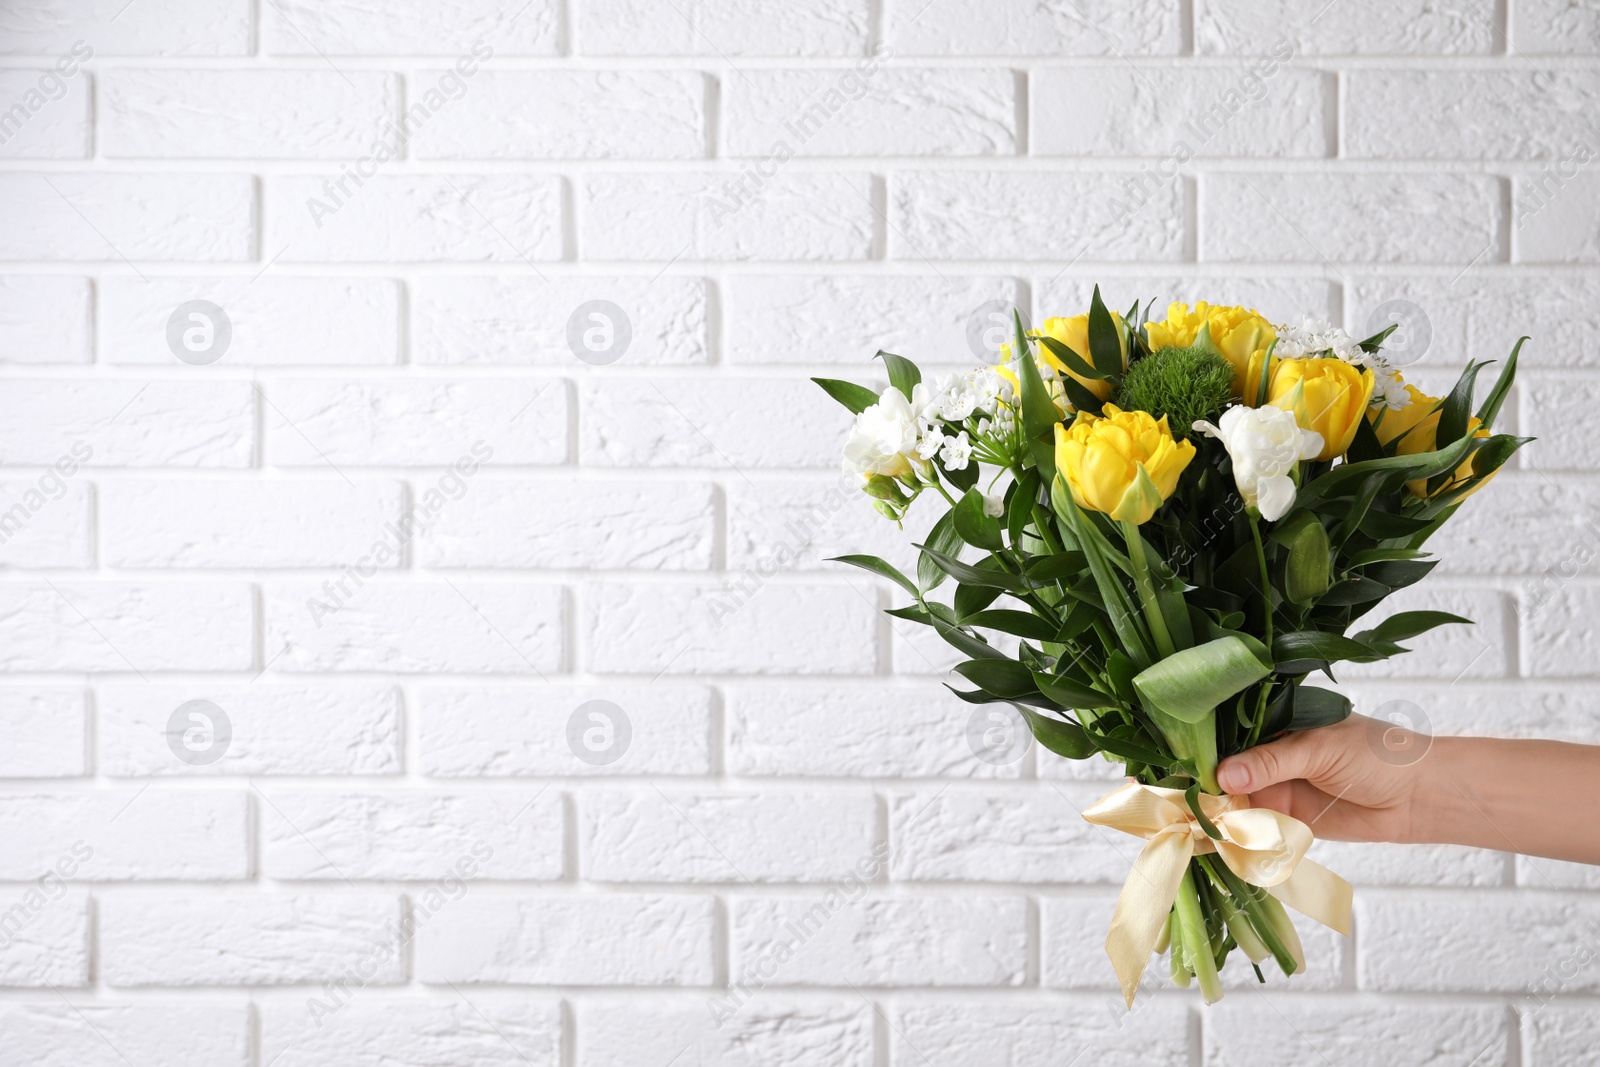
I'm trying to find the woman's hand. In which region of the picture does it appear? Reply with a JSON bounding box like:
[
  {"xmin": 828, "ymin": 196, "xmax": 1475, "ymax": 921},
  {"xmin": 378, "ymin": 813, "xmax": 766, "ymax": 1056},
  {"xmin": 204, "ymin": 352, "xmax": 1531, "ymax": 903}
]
[{"xmin": 1215, "ymin": 712, "xmax": 1430, "ymax": 844}]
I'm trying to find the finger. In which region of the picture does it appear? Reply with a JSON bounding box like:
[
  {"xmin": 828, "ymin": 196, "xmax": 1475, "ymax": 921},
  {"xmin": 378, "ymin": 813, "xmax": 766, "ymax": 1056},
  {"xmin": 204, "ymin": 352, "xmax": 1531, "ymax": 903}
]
[{"xmin": 1217, "ymin": 730, "xmax": 1332, "ymax": 794}]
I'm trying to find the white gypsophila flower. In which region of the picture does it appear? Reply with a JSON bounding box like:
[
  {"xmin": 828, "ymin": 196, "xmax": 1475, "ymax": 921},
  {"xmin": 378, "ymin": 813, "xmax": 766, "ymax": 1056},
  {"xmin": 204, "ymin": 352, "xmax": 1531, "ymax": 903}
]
[
  {"xmin": 915, "ymin": 423, "xmax": 945, "ymax": 461},
  {"xmin": 938, "ymin": 430, "xmax": 974, "ymax": 471},
  {"xmin": 841, "ymin": 386, "xmax": 921, "ymax": 480},
  {"xmin": 1273, "ymin": 316, "xmax": 1411, "ymax": 412},
  {"xmin": 1193, "ymin": 405, "xmax": 1324, "ymax": 521},
  {"xmin": 968, "ymin": 367, "xmax": 1012, "ymax": 414}
]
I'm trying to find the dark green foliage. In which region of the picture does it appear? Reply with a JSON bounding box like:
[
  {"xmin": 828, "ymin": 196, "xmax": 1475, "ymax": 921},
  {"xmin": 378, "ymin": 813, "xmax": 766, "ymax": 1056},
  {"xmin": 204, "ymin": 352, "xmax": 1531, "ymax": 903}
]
[{"xmin": 1114, "ymin": 343, "xmax": 1234, "ymax": 438}]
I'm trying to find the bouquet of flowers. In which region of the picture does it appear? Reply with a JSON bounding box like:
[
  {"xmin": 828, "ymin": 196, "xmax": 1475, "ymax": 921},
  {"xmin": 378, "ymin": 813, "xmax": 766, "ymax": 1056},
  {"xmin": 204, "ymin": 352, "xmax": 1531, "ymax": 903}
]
[{"xmin": 816, "ymin": 290, "xmax": 1526, "ymax": 1005}]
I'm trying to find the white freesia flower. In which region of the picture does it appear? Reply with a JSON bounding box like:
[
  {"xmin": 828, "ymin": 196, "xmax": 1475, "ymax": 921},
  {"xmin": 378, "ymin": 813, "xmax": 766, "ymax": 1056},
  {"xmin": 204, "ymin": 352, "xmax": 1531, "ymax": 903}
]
[
  {"xmin": 939, "ymin": 430, "xmax": 974, "ymax": 470},
  {"xmin": 981, "ymin": 491, "xmax": 1006, "ymax": 518},
  {"xmin": 842, "ymin": 386, "xmax": 922, "ymax": 481},
  {"xmin": 1192, "ymin": 406, "xmax": 1323, "ymax": 521}
]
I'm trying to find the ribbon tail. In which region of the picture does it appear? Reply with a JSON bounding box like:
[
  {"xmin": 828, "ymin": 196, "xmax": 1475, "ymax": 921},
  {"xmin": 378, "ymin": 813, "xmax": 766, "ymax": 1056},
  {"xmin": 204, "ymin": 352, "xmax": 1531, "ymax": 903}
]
[
  {"xmin": 1265, "ymin": 857, "xmax": 1353, "ymax": 937},
  {"xmin": 1105, "ymin": 830, "xmax": 1193, "ymax": 1009}
]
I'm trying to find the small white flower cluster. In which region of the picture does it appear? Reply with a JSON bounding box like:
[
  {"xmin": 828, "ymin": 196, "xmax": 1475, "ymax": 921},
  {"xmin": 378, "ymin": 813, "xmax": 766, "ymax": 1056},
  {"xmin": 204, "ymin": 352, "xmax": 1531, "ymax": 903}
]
[
  {"xmin": 841, "ymin": 366, "xmax": 1017, "ymax": 482},
  {"xmin": 1272, "ymin": 317, "xmax": 1410, "ymax": 411}
]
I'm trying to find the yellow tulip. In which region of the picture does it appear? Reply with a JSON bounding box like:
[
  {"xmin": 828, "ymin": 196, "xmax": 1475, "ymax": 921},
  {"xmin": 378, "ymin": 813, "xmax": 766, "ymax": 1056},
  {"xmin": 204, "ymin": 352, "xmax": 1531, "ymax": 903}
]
[
  {"xmin": 1371, "ymin": 384, "xmax": 1494, "ymax": 499},
  {"xmin": 1054, "ymin": 404, "xmax": 1196, "ymax": 525},
  {"xmin": 1266, "ymin": 358, "xmax": 1375, "ymax": 461},
  {"xmin": 1036, "ymin": 312, "xmax": 1127, "ymax": 401},
  {"xmin": 1145, "ymin": 301, "xmax": 1276, "ymax": 401}
]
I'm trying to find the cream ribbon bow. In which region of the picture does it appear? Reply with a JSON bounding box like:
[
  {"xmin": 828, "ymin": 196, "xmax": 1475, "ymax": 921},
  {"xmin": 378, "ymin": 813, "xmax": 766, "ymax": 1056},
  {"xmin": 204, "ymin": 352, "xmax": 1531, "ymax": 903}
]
[{"xmin": 1083, "ymin": 782, "xmax": 1353, "ymax": 1007}]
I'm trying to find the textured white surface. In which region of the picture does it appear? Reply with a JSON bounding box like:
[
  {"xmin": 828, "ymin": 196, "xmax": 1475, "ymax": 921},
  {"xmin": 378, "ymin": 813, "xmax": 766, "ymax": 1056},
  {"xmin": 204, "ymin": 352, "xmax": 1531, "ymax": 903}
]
[{"xmin": 0, "ymin": 2, "xmax": 1594, "ymax": 1065}]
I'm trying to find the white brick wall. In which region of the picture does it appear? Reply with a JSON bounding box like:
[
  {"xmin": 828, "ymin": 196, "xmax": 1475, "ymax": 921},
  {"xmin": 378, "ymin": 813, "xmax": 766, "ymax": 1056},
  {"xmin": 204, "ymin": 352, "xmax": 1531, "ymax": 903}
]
[{"xmin": 0, "ymin": 2, "xmax": 1595, "ymax": 1065}]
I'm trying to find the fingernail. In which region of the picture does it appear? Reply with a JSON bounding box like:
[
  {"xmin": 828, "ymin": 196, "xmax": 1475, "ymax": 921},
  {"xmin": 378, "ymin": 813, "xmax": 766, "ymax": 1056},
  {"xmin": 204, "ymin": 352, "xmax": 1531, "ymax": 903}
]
[{"xmin": 1217, "ymin": 761, "xmax": 1250, "ymax": 793}]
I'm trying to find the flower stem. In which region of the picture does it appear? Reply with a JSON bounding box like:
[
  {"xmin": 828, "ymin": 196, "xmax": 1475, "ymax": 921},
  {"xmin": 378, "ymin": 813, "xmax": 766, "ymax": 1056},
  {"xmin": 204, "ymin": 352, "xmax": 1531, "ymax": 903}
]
[
  {"xmin": 1120, "ymin": 519, "xmax": 1176, "ymax": 660},
  {"xmin": 1247, "ymin": 512, "xmax": 1273, "ymax": 650},
  {"xmin": 1174, "ymin": 866, "xmax": 1224, "ymax": 1003}
]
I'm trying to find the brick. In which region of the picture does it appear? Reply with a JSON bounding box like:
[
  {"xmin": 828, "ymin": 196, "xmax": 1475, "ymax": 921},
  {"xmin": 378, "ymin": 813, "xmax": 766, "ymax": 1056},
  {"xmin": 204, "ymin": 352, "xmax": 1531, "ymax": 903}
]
[
  {"xmin": 890, "ymin": 998, "xmax": 1190, "ymax": 1067},
  {"xmin": 1412, "ymin": 473, "xmax": 1600, "ymax": 578},
  {"xmin": 412, "ymin": 71, "xmax": 706, "ymax": 159},
  {"xmin": 421, "ymin": 684, "xmax": 713, "ymax": 777},
  {"xmin": 726, "ymin": 68, "xmax": 1015, "ymax": 157},
  {"xmin": 101, "ymin": 70, "xmax": 398, "ymax": 159},
  {"xmin": 888, "ymin": 0, "xmax": 1183, "ymax": 56},
  {"xmin": 1307, "ymin": 840, "xmax": 1506, "ymax": 888},
  {"xmin": 1337, "ymin": 586, "xmax": 1510, "ymax": 680},
  {"xmin": 261, "ymin": 1001, "xmax": 560, "ymax": 1067},
  {"xmin": 98, "ymin": 684, "xmax": 401, "ymax": 777},
  {"xmin": 1348, "ymin": 70, "xmax": 1600, "ymax": 160},
  {"xmin": 102, "ymin": 895, "xmax": 404, "ymax": 986},
  {"xmin": 1040, "ymin": 275, "xmax": 1337, "ymax": 329},
  {"xmin": 1195, "ymin": 0, "xmax": 1495, "ymax": 54},
  {"xmin": 580, "ymin": 377, "xmax": 842, "ymax": 469},
  {"xmin": 0, "ymin": 791, "xmax": 248, "ymax": 880},
  {"xmin": 262, "ymin": 790, "xmax": 562, "ymax": 880},
  {"xmin": 413, "ymin": 275, "xmax": 708, "ymax": 366},
  {"xmin": 262, "ymin": 378, "xmax": 567, "ymax": 466},
  {"xmin": 0, "ymin": 1003, "xmax": 249, "ymax": 1067},
  {"xmin": 1337, "ymin": 681, "xmax": 1600, "ymax": 745},
  {"xmin": 1042, "ymin": 893, "xmax": 1343, "ymax": 990},
  {"xmin": 0, "ymin": 276, "xmax": 90, "ymax": 363},
  {"xmin": 578, "ymin": 0, "xmax": 869, "ymax": 55},
  {"xmin": 889, "ymin": 785, "xmax": 1135, "ymax": 883},
  {"xmin": 891, "ymin": 171, "xmax": 1186, "ymax": 261},
  {"xmin": 1204, "ymin": 1000, "xmax": 1510, "ymax": 1067},
  {"xmin": 1519, "ymin": 855, "xmax": 1600, "ymax": 890},
  {"xmin": 102, "ymin": 480, "xmax": 404, "ymax": 568},
  {"xmin": 263, "ymin": 0, "xmax": 559, "ymax": 55},
  {"xmin": 1202, "ymin": 173, "xmax": 1503, "ymax": 263},
  {"xmin": 267, "ymin": 175, "xmax": 561, "ymax": 263},
  {"xmin": 580, "ymin": 789, "xmax": 877, "ymax": 882},
  {"xmin": 0, "ymin": 174, "xmax": 254, "ymax": 261},
  {"xmin": 0, "ymin": 68, "xmax": 91, "ymax": 158},
  {"xmin": 1516, "ymin": 173, "xmax": 1600, "ymax": 262},
  {"xmin": 1358, "ymin": 889, "xmax": 1600, "ymax": 992},
  {"xmin": 1033, "ymin": 66, "xmax": 1329, "ymax": 158},
  {"xmin": 0, "ymin": 582, "xmax": 253, "ymax": 672},
  {"xmin": 416, "ymin": 479, "xmax": 714, "ymax": 569},
  {"xmin": 417, "ymin": 894, "xmax": 715, "ymax": 984},
  {"xmin": 0, "ymin": 689, "xmax": 85, "ymax": 777},
  {"xmin": 725, "ymin": 274, "xmax": 1021, "ymax": 366},
  {"xmin": 1523, "ymin": 374, "xmax": 1600, "ymax": 471},
  {"xmin": 0, "ymin": 3, "xmax": 250, "ymax": 55},
  {"xmin": 576, "ymin": 998, "xmax": 871, "ymax": 1067},
  {"xmin": 0, "ymin": 889, "xmax": 89, "ymax": 987},
  {"xmin": 1516, "ymin": 0, "xmax": 1600, "ymax": 53},
  {"xmin": 0, "ymin": 381, "xmax": 252, "ymax": 467},
  {"xmin": 581, "ymin": 172, "xmax": 874, "ymax": 260},
  {"xmin": 726, "ymin": 683, "xmax": 1021, "ymax": 778},
  {"xmin": 1524, "ymin": 585, "xmax": 1600, "ymax": 677},
  {"xmin": 100, "ymin": 276, "xmax": 401, "ymax": 366},
  {"xmin": 581, "ymin": 581, "xmax": 877, "ymax": 674},
  {"xmin": 265, "ymin": 581, "xmax": 563, "ymax": 674},
  {"xmin": 0, "ymin": 476, "xmax": 91, "ymax": 567},
  {"xmin": 725, "ymin": 475, "xmax": 934, "ymax": 576},
  {"xmin": 1525, "ymin": 1004, "xmax": 1600, "ymax": 1066},
  {"xmin": 730, "ymin": 896, "xmax": 1027, "ymax": 985}
]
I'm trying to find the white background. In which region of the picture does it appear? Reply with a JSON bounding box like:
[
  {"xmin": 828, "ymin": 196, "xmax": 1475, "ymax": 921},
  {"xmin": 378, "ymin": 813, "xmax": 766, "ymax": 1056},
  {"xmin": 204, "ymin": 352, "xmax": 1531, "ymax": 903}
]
[{"xmin": 0, "ymin": 1, "xmax": 1598, "ymax": 1064}]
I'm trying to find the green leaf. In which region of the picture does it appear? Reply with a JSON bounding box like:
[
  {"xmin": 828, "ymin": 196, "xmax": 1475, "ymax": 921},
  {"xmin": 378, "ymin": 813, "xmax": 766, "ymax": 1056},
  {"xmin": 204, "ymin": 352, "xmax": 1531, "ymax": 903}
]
[
  {"xmin": 1359, "ymin": 508, "xmax": 1439, "ymax": 538},
  {"xmin": 1278, "ymin": 512, "xmax": 1330, "ymax": 606},
  {"xmin": 1026, "ymin": 552, "xmax": 1089, "ymax": 581},
  {"xmin": 1037, "ymin": 335, "xmax": 1112, "ymax": 382},
  {"xmin": 1018, "ymin": 708, "xmax": 1097, "ymax": 759},
  {"xmin": 1476, "ymin": 336, "xmax": 1525, "ymax": 429},
  {"xmin": 1184, "ymin": 783, "xmax": 1223, "ymax": 840},
  {"xmin": 1316, "ymin": 576, "xmax": 1390, "ymax": 606},
  {"xmin": 1436, "ymin": 360, "xmax": 1490, "ymax": 452},
  {"xmin": 1272, "ymin": 631, "xmax": 1381, "ymax": 671},
  {"xmin": 966, "ymin": 609, "xmax": 1058, "ymax": 641},
  {"xmin": 1031, "ymin": 670, "xmax": 1121, "ymax": 710},
  {"xmin": 1356, "ymin": 323, "xmax": 1399, "ymax": 352},
  {"xmin": 932, "ymin": 617, "xmax": 1005, "ymax": 661},
  {"xmin": 918, "ymin": 511, "xmax": 964, "ymax": 593},
  {"xmin": 1363, "ymin": 559, "xmax": 1437, "ymax": 590},
  {"xmin": 953, "ymin": 488, "xmax": 1005, "ymax": 551},
  {"xmin": 828, "ymin": 554, "xmax": 919, "ymax": 599},
  {"xmin": 1297, "ymin": 432, "xmax": 1476, "ymax": 508},
  {"xmin": 1087, "ymin": 284, "xmax": 1123, "ymax": 383},
  {"xmin": 917, "ymin": 544, "xmax": 1028, "ymax": 592},
  {"xmin": 1285, "ymin": 685, "xmax": 1354, "ymax": 731},
  {"xmin": 1014, "ymin": 311, "xmax": 1063, "ymax": 479},
  {"xmin": 1132, "ymin": 635, "xmax": 1273, "ymax": 724},
  {"xmin": 953, "ymin": 581, "xmax": 1003, "ymax": 619},
  {"xmin": 874, "ymin": 350, "xmax": 921, "ymax": 402},
  {"xmin": 1346, "ymin": 548, "xmax": 1428, "ymax": 567},
  {"xmin": 1052, "ymin": 475, "xmax": 1153, "ymax": 667},
  {"xmin": 810, "ymin": 376, "xmax": 879, "ymax": 414},
  {"xmin": 954, "ymin": 658, "xmax": 1039, "ymax": 700},
  {"xmin": 1355, "ymin": 610, "xmax": 1471, "ymax": 646}
]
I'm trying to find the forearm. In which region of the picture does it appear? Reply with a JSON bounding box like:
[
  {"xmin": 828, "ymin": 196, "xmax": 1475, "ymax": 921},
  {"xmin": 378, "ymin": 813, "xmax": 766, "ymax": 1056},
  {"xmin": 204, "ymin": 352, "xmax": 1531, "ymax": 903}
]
[{"xmin": 1410, "ymin": 736, "xmax": 1600, "ymax": 864}]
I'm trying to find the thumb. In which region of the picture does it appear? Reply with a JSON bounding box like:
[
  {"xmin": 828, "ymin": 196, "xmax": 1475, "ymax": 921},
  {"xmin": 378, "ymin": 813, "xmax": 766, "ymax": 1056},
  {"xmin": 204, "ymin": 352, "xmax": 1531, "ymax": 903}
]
[{"xmin": 1216, "ymin": 731, "xmax": 1329, "ymax": 795}]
